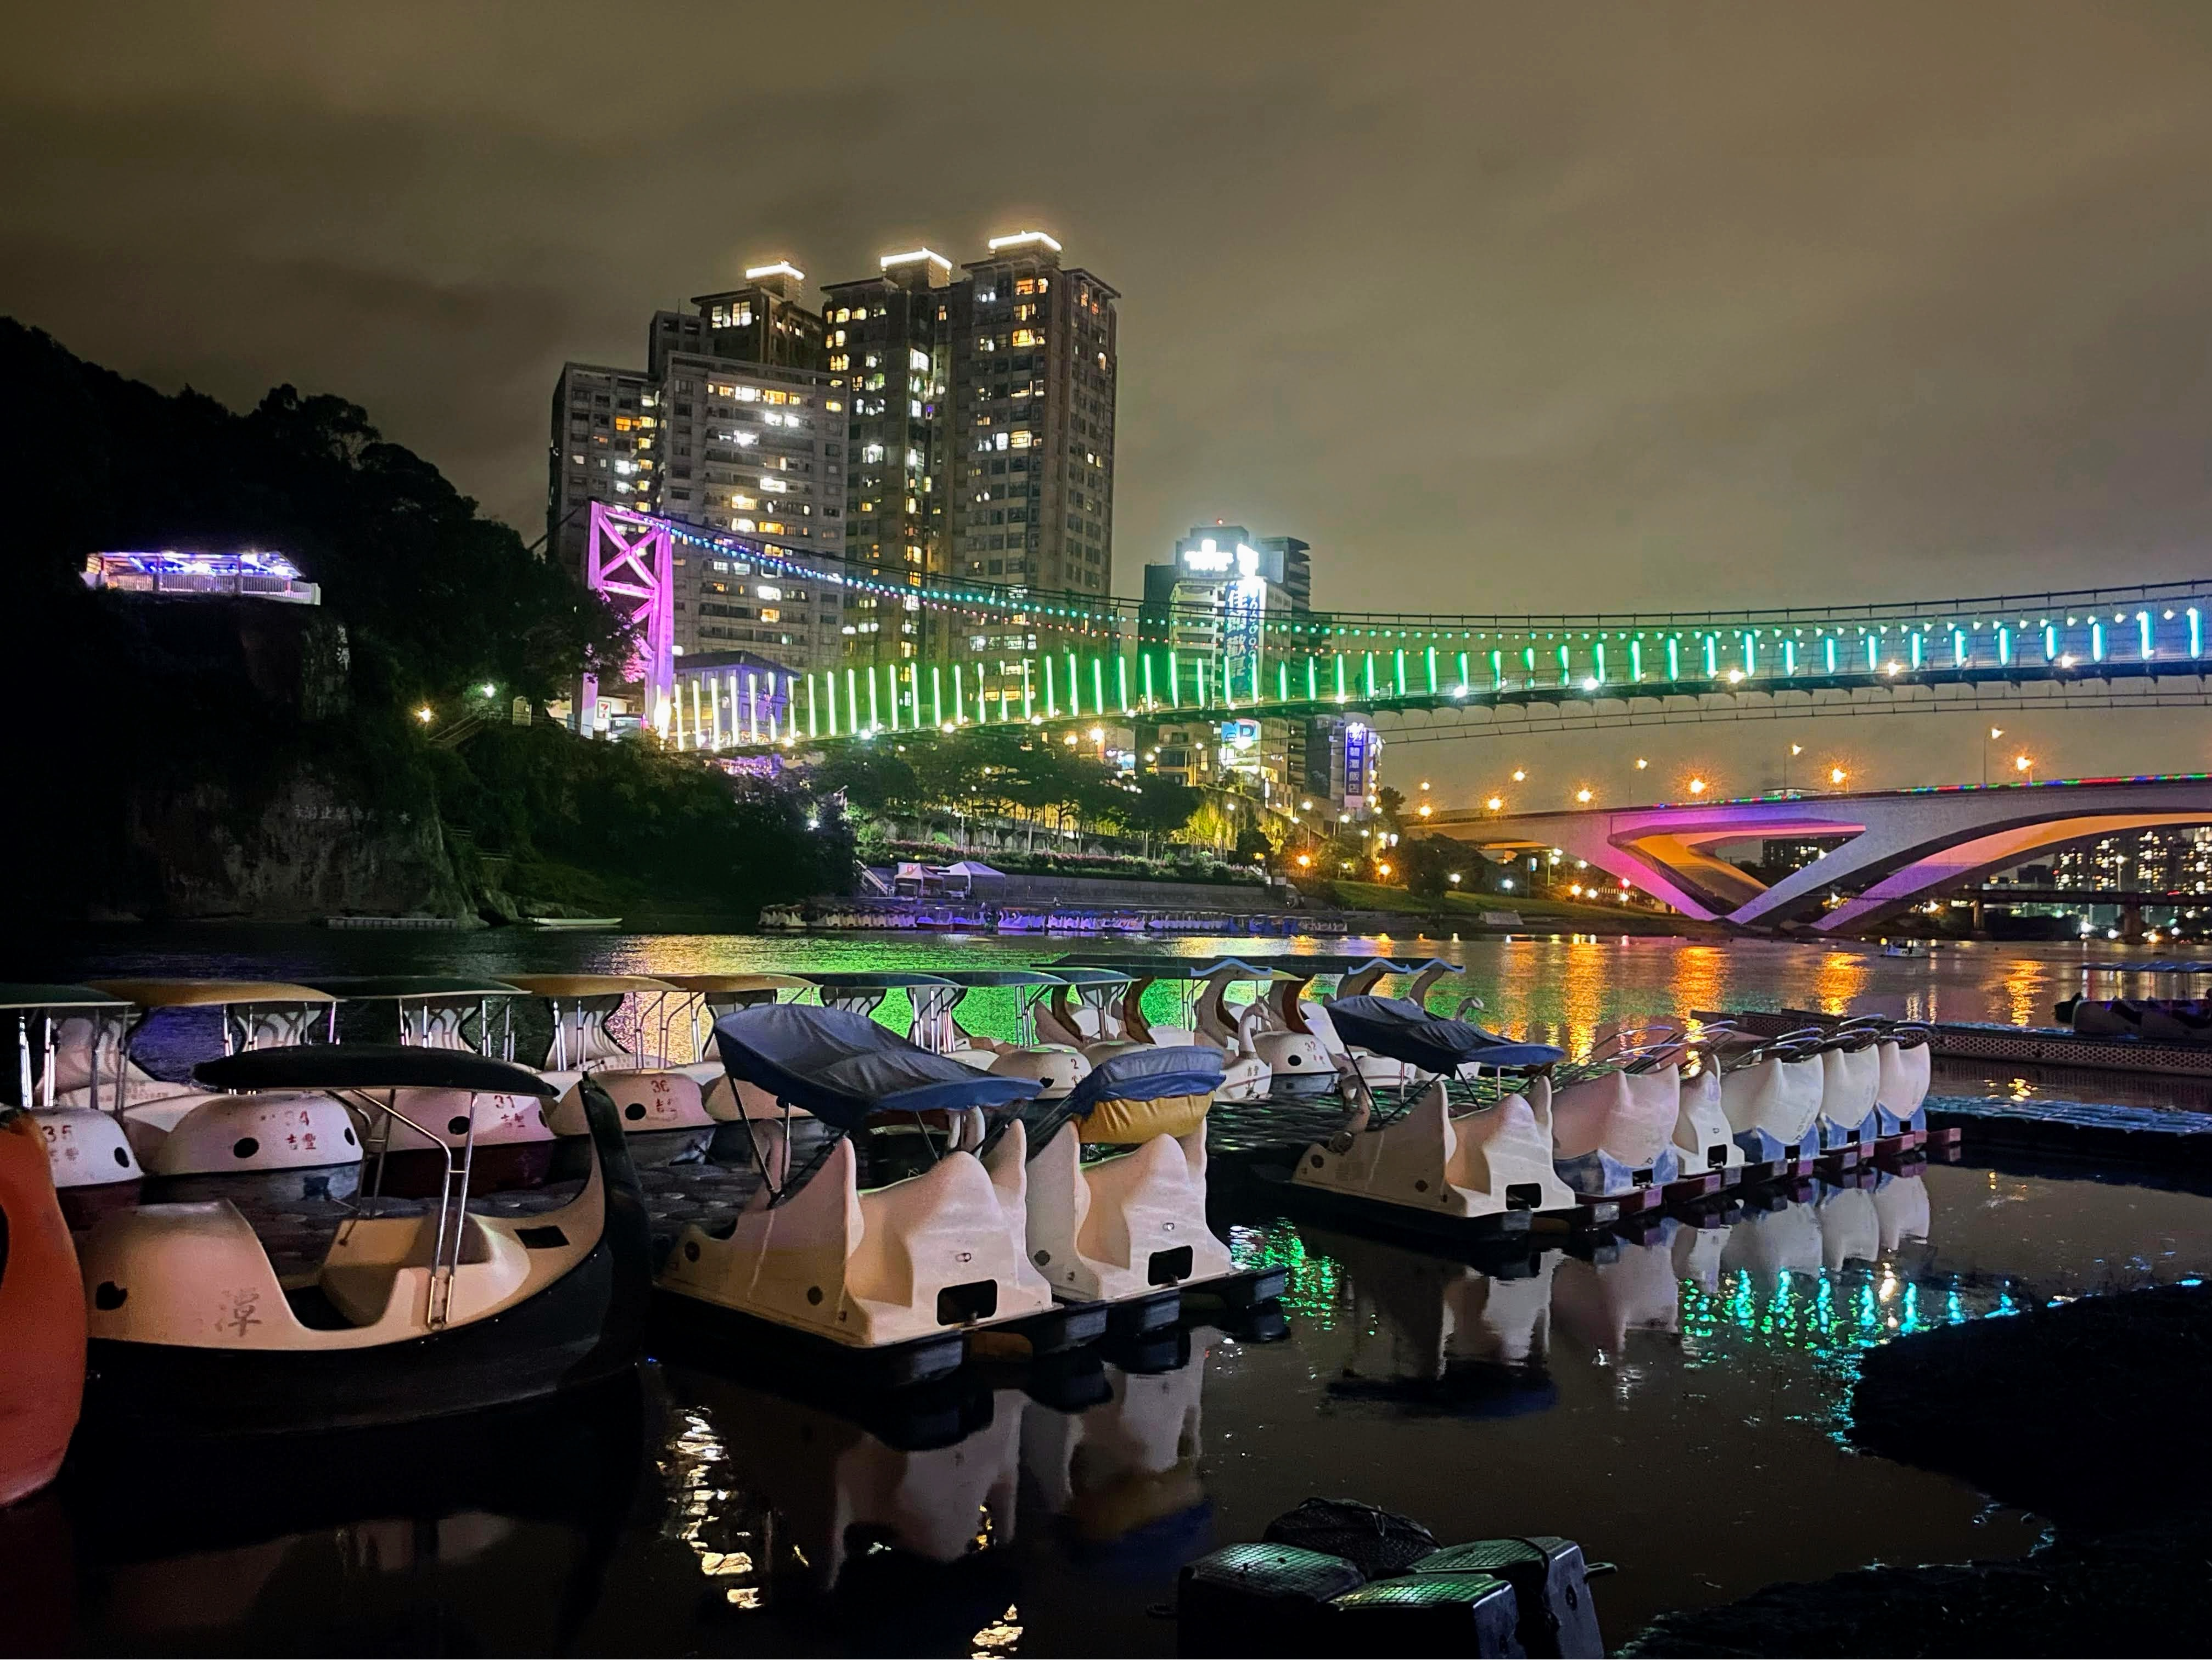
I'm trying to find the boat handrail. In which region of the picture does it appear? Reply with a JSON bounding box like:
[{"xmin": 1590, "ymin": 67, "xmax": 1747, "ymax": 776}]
[{"xmin": 339, "ymin": 1089, "xmax": 472, "ymax": 1330}]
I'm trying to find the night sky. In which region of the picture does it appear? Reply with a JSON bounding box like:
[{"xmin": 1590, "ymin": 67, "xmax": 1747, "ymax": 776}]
[{"xmin": 11, "ymin": 3, "xmax": 2212, "ymax": 798}]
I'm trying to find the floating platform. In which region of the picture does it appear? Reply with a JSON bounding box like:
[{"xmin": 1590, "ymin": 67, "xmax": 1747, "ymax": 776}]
[
  {"xmin": 1927, "ymin": 1097, "xmax": 2212, "ymax": 1169},
  {"xmin": 1706, "ymin": 1006, "xmax": 2212, "ymax": 1080},
  {"xmin": 1216, "ymin": 1153, "xmax": 1559, "ymax": 1256}
]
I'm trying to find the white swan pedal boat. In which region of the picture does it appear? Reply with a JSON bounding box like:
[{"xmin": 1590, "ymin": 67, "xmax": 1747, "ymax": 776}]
[
  {"xmin": 76, "ymin": 1042, "xmax": 650, "ymax": 1438},
  {"xmin": 656, "ymin": 1003, "xmax": 1110, "ymax": 1390},
  {"xmin": 79, "ymin": 979, "xmax": 362, "ymax": 1201}
]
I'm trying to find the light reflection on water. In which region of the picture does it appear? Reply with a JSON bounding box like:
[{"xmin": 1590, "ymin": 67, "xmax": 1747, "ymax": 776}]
[
  {"xmin": 24, "ymin": 929, "xmax": 2212, "ymax": 1652},
  {"xmin": 40, "ymin": 928, "xmax": 2200, "ymax": 1104},
  {"xmin": 26, "ymin": 1161, "xmax": 2212, "ymax": 1655}
]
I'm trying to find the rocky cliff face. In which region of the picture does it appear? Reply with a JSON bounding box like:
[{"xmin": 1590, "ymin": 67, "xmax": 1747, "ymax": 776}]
[{"xmin": 114, "ymin": 771, "xmax": 470, "ymax": 922}]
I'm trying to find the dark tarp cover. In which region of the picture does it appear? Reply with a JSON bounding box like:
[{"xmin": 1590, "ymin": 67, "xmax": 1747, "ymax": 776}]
[
  {"xmin": 193, "ymin": 1043, "xmax": 559, "ymax": 1097},
  {"xmin": 712, "ymin": 1003, "xmax": 1040, "ymax": 1130},
  {"xmin": 1327, "ymin": 996, "xmax": 1565, "ymax": 1072}
]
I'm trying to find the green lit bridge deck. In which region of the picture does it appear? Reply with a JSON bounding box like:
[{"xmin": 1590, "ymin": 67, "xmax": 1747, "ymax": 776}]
[{"xmin": 675, "ymin": 579, "xmax": 2212, "ymax": 753}]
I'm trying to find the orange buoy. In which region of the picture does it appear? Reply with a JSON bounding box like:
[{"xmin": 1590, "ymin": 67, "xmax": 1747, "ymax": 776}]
[{"xmin": 0, "ymin": 1110, "xmax": 86, "ymax": 1506}]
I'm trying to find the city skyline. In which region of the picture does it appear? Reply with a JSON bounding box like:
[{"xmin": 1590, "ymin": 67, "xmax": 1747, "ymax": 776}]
[{"xmin": 12, "ymin": 4, "xmax": 2212, "ymax": 795}]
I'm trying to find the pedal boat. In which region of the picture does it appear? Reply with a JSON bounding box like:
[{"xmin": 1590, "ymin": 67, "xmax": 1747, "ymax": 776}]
[
  {"xmin": 657, "ymin": 1004, "xmax": 1102, "ymax": 1389},
  {"xmin": 1192, "ymin": 958, "xmax": 1337, "ymax": 1099},
  {"xmin": 922, "ymin": 969, "xmax": 1092, "ymax": 1100},
  {"xmin": 1018, "ymin": 1045, "xmax": 1283, "ymax": 1334},
  {"xmin": 305, "ymin": 976, "xmax": 552, "ymax": 1190},
  {"xmin": 1711, "ymin": 1029, "xmax": 1827, "ymax": 1173},
  {"xmin": 1, "ymin": 1088, "xmax": 87, "ymax": 1504},
  {"xmin": 75, "ymin": 1043, "xmax": 650, "ymax": 1438},
  {"xmin": 1259, "ymin": 955, "xmax": 1444, "ymax": 1091},
  {"xmin": 81, "ymin": 980, "xmax": 361, "ymax": 1200},
  {"xmin": 1825, "ymin": 1017, "xmax": 1934, "ymax": 1147},
  {"xmin": 1045, "ymin": 958, "xmax": 1273, "ymax": 1100},
  {"xmin": 1290, "ymin": 995, "xmax": 1573, "ymax": 1238},
  {"xmin": 652, "ymin": 973, "xmax": 812, "ymax": 1134},
  {"xmin": 1547, "ymin": 1027, "xmax": 1690, "ymax": 1204},
  {"xmin": 503, "ymin": 974, "xmax": 714, "ymax": 1161},
  {"xmin": 10, "ymin": 983, "xmax": 144, "ymax": 1229}
]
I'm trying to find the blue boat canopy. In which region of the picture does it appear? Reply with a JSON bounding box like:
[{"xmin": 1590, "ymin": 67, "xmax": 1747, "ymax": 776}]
[
  {"xmin": 712, "ymin": 1004, "xmax": 1040, "ymax": 1130},
  {"xmin": 1066, "ymin": 1044, "xmax": 1226, "ymax": 1114},
  {"xmin": 1327, "ymin": 996, "xmax": 1565, "ymax": 1072}
]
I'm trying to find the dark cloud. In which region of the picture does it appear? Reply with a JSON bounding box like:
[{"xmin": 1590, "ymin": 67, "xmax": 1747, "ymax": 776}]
[{"xmin": 9, "ymin": 1, "xmax": 2212, "ymax": 793}]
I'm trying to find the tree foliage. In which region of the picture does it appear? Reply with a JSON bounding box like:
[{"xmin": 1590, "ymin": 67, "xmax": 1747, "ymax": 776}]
[
  {"xmin": 1400, "ymin": 834, "xmax": 1460, "ymax": 900},
  {"xmin": 0, "ymin": 318, "xmax": 841, "ymax": 922},
  {"xmin": 805, "ymin": 727, "xmax": 1204, "ymax": 848}
]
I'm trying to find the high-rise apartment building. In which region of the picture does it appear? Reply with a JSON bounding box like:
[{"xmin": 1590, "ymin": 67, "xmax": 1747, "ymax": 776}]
[
  {"xmin": 1136, "ymin": 526, "xmax": 1321, "ymax": 809},
  {"xmin": 548, "ymin": 362, "xmax": 656, "ymax": 579},
  {"xmin": 548, "ymin": 232, "xmax": 1119, "ymax": 695},
  {"xmin": 649, "ymin": 263, "xmax": 826, "ymax": 377},
  {"xmin": 822, "ymin": 251, "xmax": 952, "ymax": 667},
  {"xmin": 549, "ymin": 267, "xmax": 843, "ymax": 670},
  {"xmin": 945, "ymin": 233, "xmax": 1118, "ymax": 597},
  {"xmin": 654, "ymin": 350, "xmax": 842, "ymax": 664}
]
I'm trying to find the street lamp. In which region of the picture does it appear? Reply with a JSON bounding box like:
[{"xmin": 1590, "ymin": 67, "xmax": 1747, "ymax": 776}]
[
  {"xmin": 1511, "ymin": 768, "xmax": 1526, "ymax": 782},
  {"xmin": 1984, "ymin": 726, "xmax": 2004, "ymax": 787},
  {"xmin": 1574, "ymin": 787, "xmax": 1593, "ymax": 804},
  {"xmin": 1830, "ymin": 765, "xmax": 1848, "ymax": 787},
  {"xmin": 2015, "ymin": 753, "xmax": 2034, "ymax": 781},
  {"xmin": 1485, "ymin": 795, "xmax": 1504, "ymax": 812},
  {"xmin": 1448, "ymin": 872, "xmax": 1462, "ymax": 884},
  {"xmin": 1785, "ymin": 743, "xmax": 1802, "ymax": 790},
  {"xmin": 415, "ymin": 705, "xmax": 435, "ymax": 725},
  {"xmin": 1688, "ymin": 777, "xmax": 1708, "ymax": 797}
]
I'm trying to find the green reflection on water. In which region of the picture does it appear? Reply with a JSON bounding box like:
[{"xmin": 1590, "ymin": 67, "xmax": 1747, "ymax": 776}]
[
  {"xmin": 1680, "ymin": 1264, "xmax": 2019, "ymax": 1380},
  {"xmin": 1228, "ymin": 1221, "xmax": 1349, "ymax": 1329}
]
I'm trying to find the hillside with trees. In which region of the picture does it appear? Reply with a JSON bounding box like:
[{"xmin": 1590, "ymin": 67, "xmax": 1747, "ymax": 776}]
[{"xmin": 0, "ymin": 319, "xmax": 849, "ymax": 925}]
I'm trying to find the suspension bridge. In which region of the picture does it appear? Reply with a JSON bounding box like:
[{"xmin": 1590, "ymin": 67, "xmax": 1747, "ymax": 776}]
[{"xmin": 578, "ymin": 504, "xmax": 2212, "ymax": 754}]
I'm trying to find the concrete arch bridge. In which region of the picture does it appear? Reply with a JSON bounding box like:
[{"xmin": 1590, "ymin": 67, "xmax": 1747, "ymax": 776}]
[{"xmin": 1427, "ymin": 776, "xmax": 2212, "ymax": 934}]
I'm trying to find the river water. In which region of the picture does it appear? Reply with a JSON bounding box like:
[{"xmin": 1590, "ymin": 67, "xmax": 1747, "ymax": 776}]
[{"xmin": 13, "ymin": 929, "xmax": 2212, "ymax": 1655}]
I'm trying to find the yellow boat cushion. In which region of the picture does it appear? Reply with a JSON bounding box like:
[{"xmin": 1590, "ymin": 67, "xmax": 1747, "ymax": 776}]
[{"xmin": 1077, "ymin": 1091, "xmax": 1211, "ymax": 1145}]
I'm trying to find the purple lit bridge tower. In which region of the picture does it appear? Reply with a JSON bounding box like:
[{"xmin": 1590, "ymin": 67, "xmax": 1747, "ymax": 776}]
[{"xmin": 579, "ymin": 504, "xmax": 675, "ymax": 737}]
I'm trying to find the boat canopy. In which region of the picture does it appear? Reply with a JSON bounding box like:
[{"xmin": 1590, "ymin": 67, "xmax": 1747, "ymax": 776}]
[
  {"xmin": 1255, "ymin": 955, "xmax": 1424, "ymax": 976},
  {"xmin": 88, "ymin": 978, "xmax": 336, "ymax": 1008},
  {"xmin": 1327, "ymin": 995, "xmax": 1564, "ymax": 1072},
  {"xmin": 1186, "ymin": 957, "xmax": 1310, "ymax": 981},
  {"xmin": 0, "ymin": 984, "xmax": 133, "ymax": 1013},
  {"xmin": 1044, "ymin": 966, "xmax": 1133, "ymax": 986},
  {"xmin": 655, "ymin": 973, "xmax": 809, "ymax": 994},
  {"xmin": 1048, "ymin": 957, "xmax": 1240, "ymax": 981},
  {"xmin": 1069, "ymin": 1044, "xmax": 1225, "ymax": 1107},
  {"xmin": 302, "ymin": 976, "xmax": 525, "ymax": 1001},
  {"xmin": 501, "ymin": 974, "xmax": 675, "ymax": 998},
  {"xmin": 928, "ymin": 969, "xmax": 1069, "ymax": 987},
  {"xmin": 193, "ymin": 1043, "xmax": 560, "ymax": 1097},
  {"xmin": 804, "ymin": 972, "xmax": 961, "ymax": 990},
  {"xmin": 710, "ymin": 1004, "xmax": 1039, "ymax": 1130}
]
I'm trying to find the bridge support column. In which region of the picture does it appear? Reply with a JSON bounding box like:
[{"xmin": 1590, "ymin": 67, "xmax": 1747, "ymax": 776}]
[{"xmin": 2122, "ymin": 900, "xmax": 2147, "ymax": 944}]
